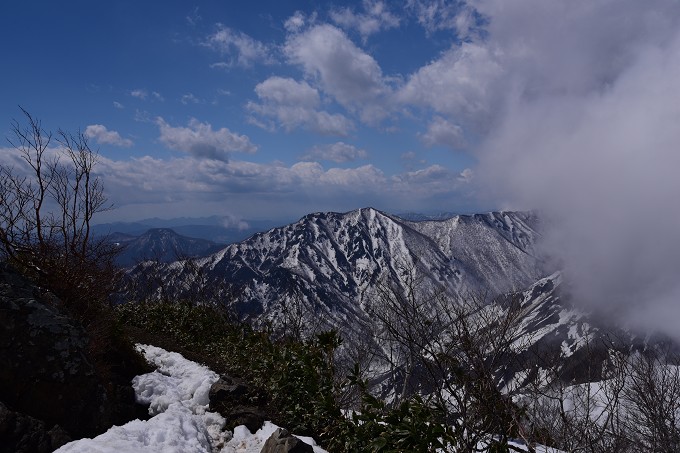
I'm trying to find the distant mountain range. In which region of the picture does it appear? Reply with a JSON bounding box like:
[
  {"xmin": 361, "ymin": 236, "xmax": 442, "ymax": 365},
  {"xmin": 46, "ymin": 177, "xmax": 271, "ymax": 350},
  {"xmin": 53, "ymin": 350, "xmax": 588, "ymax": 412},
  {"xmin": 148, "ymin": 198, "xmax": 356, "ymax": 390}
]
[
  {"xmin": 94, "ymin": 216, "xmax": 286, "ymax": 245},
  {"xmin": 110, "ymin": 228, "xmax": 226, "ymax": 267}
]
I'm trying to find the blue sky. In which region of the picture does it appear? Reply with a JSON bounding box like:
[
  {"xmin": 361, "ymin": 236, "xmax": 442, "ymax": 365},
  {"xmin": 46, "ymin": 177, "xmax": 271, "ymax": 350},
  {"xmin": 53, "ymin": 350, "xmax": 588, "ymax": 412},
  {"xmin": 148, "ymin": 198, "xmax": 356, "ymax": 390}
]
[{"xmin": 0, "ymin": 1, "xmax": 487, "ymax": 222}]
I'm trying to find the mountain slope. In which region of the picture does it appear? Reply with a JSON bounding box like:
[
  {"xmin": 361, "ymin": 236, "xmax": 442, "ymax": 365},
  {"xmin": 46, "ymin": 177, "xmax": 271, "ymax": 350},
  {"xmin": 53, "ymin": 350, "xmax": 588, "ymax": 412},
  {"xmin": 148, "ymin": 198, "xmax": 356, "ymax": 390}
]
[{"xmin": 126, "ymin": 208, "xmax": 547, "ymax": 335}]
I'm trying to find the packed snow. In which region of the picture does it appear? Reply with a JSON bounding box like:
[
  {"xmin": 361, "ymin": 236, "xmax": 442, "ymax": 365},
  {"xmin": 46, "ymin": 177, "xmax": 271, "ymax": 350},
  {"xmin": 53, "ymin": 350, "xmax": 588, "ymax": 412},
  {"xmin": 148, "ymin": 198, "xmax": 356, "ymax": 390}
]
[{"xmin": 55, "ymin": 344, "xmax": 327, "ymax": 453}]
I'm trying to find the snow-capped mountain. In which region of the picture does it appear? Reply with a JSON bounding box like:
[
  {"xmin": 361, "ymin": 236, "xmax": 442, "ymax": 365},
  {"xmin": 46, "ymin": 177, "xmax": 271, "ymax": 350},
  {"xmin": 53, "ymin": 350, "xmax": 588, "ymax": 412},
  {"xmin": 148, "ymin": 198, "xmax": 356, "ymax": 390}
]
[{"xmin": 126, "ymin": 208, "xmax": 546, "ymax": 333}]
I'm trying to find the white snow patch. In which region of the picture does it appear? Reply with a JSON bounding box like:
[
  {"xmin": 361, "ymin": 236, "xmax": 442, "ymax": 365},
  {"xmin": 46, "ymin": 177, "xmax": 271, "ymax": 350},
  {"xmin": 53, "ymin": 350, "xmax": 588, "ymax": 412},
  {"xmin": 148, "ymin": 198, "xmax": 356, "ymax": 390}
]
[
  {"xmin": 55, "ymin": 344, "xmax": 227, "ymax": 453},
  {"xmin": 221, "ymin": 421, "xmax": 327, "ymax": 453}
]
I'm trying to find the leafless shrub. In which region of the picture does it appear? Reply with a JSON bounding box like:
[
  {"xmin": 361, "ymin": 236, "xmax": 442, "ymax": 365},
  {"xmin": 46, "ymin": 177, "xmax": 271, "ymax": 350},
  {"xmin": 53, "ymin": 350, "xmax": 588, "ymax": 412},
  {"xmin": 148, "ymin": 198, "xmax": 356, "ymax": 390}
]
[{"xmin": 0, "ymin": 108, "xmax": 119, "ymax": 317}]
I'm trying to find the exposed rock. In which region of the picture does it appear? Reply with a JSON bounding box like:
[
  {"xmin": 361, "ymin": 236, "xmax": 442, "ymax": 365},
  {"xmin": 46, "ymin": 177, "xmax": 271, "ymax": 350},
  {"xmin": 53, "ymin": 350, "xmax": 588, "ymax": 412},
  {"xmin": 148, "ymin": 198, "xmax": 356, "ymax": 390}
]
[
  {"xmin": 0, "ymin": 264, "xmax": 106, "ymax": 438},
  {"xmin": 261, "ymin": 427, "xmax": 314, "ymax": 453},
  {"xmin": 210, "ymin": 376, "xmax": 250, "ymax": 405},
  {"xmin": 0, "ymin": 401, "xmax": 70, "ymax": 453},
  {"xmin": 209, "ymin": 375, "xmax": 267, "ymax": 433},
  {"xmin": 0, "ymin": 264, "xmax": 149, "ymax": 443},
  {"xmin": 227, "ymin": 405, "xmax": 267, "ymax": 434}
]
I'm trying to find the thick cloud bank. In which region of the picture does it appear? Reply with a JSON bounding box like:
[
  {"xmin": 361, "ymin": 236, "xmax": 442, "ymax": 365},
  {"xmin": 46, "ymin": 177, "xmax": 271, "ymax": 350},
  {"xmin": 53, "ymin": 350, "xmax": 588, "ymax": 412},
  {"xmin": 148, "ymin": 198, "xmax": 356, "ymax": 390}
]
[{"xmin": 463, "ymin": 0, "xmax": 680, "ymax": 335}]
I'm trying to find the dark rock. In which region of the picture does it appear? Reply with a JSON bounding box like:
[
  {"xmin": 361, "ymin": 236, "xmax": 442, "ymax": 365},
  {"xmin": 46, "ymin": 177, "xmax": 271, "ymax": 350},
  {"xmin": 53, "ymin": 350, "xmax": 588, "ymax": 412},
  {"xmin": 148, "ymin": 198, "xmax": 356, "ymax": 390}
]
[
  {"xmin": 210, "ymin": 376, "xmax": 250, "ymax": 405},
  {"xmin": 209, "ymin": 375, "xmax": 268, "ymax": 432},
  {"xmin": 0, "ymin": 401, "xmax": 70, "ymax": 453},
  {"xmin": 0, "ymin": 264, "xmax": 149, "ymax": 442},
  {"xmin": 226, "ymin": 405, "xmax": 267, "ymax": 434},
  {"xmin": 0, "ymin": 265, "xmax": 106, "ymax": 438},
  {"xmin": 47, "ymin": 424, "xmax": 72, "ymax": 450},
  {"xmin": 261, "ymin": 428, "xmax": 314, "ymax": 453}
]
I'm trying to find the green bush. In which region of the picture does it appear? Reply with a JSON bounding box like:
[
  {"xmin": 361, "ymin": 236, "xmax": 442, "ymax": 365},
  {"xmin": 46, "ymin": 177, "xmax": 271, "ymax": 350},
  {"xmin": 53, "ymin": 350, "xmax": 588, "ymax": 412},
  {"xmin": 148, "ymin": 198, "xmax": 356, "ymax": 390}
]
[{"xmin": 116, "ymin": 299, "xmax": 512, "ymax": 452}]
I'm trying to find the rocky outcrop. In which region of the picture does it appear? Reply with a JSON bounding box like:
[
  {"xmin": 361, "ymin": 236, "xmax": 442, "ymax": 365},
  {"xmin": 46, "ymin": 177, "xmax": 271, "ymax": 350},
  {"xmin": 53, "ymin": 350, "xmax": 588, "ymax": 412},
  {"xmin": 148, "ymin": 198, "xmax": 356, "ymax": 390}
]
[
  {"xmin": 0, "ymin": 264, "xmax": 148, "ymax": 444},
  {"xmin": 0, "ymin": 264, "xmax": 107, "ymax": 438},
  {"xmin": 261, "ymin": 428, "xmax": 313, "ymax": 453},
  {"xmin": 209, "ymin": 375, "xmax": 267, "ymax": 433}
]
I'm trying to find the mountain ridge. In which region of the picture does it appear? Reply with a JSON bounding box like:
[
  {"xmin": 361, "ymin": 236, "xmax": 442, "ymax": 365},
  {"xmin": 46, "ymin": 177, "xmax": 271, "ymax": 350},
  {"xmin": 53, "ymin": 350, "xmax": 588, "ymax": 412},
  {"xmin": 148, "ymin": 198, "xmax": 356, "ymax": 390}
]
[{"xmin": 127, "ymin": 207, "xmax": 547, "ymax": 336}]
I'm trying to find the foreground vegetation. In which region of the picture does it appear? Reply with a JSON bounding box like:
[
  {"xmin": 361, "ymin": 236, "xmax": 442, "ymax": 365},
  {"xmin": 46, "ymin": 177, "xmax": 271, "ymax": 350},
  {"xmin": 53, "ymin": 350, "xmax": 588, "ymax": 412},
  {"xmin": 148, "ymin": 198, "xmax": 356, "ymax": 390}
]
[{"xmin": 116, "ymin": 299, "xmax": 470, "ymax": 452}]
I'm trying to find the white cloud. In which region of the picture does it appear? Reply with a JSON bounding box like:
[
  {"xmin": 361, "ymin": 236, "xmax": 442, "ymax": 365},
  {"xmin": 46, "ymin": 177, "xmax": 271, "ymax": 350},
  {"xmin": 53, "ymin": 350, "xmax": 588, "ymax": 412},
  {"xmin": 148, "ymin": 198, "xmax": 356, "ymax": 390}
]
[
  {"xmin": 156, "ymin": 117, "xmax": 257, "ymax": 161},
  {"xmin": 247, "ymin": 77, "xmax": 354, "ymax": 136},
  {"xmin": 302, "ymin": 142, "xmax": 368, "ymax": 163},
  {"xmin": 204, "ymin": 24, "xmax": 274, "ymax": 68},
  {"xmin": 84, "ymin": 124, "xmax": 133, "ymax": 147},
  {"xmin": 255, "ymin": 76, "xmax": 320, "ymax": 107},
  {"xmin": 284, "ymin": 11, "xmax": 308, "ymax": 33},
  {"xmin": 398, "ymin": 42, "xmax": 503, "ymax": 132},
  {"xmin": 330, "ymin": 0, "xmax": 400, "ymax": 40},
  {"xmin": 457, "ymin": 167, "xmax": 473, "ymax": 183},
  {"xmin": 284, "ymin": 24, "xmax": 391, "ymax": 123},
  {"xmin": 130, "ymin": 89, "xmax": 163, "ymax": 102},
  {"xmin": 443, "ymin": 0, "xmax": 680, "ymax": 336},
  {"xmin": 181, "ymin": 93, "xmax": 203, "ymax": 105},
  {"xmin": 130, "ymin": 89, "xmax": 148, "ymax": 100},
  {"xmin": 113, "ymin": 101, "xmax": 124, "ymax": 109},
  {"xmin": 390, "ymin": 164, "xmax": 472, "ymax": 199},
  {"xmin": 406, "ymin": 0, "xmax": 478, "ymax": 37},
  {"xmin": 83, "ymin": 146, "xmax": 476, "ymax": 223},
  {"xmin": 421, "ymin": 116, "xmax": 465, "ymax": 149}
]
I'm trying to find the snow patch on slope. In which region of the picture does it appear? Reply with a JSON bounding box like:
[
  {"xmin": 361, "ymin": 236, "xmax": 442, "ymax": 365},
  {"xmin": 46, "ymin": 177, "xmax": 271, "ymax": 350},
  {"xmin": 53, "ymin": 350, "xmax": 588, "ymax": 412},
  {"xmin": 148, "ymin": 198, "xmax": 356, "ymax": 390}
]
[
  {"xmin": 55, "ymin": 344, "xmax": 225, "ymax": 452},
  {"xmin": 55, "ymin": 344, "xmax": 328, "ymax": 453}
]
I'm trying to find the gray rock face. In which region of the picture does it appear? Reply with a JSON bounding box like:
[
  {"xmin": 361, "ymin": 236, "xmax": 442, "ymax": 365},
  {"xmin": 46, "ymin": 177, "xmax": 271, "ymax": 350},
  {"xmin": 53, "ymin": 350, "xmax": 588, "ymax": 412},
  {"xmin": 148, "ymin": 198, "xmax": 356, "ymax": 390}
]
[
  {"xmin": 260, "ymin": 428, "xmax": 313, "ymax": 453},
  {"xmin": 0, "ymin": 264, "xmax": 107, "ymax": 439}
]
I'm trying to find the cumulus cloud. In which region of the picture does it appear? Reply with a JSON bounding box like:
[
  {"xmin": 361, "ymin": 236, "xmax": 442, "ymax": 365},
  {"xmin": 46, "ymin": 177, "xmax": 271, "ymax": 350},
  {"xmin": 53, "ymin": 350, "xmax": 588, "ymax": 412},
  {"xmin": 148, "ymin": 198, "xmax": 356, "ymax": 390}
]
[
  {"xmin": 330, "ymin": 0, "xmax": 400, "ymax": 40},
  {"xmin": 247, "ymin": 76, "xmax": 354, "ymax": 136},
  {"xmin": 390, "ymin": 164, "xmax": 473, "ymax": 202},
  {"xmin": 284, "ymin": 11, "xmax": 310, "ymax": 33},
  {"xmin": 95, "ymin": 155, "xmax": 386, "ymax": 210},
  {"xmin": 82, "ymin": 144, "xmax": 477, "ymax": 224},
  {"xmin": 284, "ymin": 24, "xmax": 391, "ymax": 123},
  {"xmin": 84, "ymin": 125, "xmax": 133, "ymax": 147},
  {"xmin": 254, "ymin": 76, "xmax": 320, "ymax": 107},
  {"xmin": 398, "ymin": 41, "xmax": 503, "ymax": 132},
  {"xmin": 156, "ymin": 117, "xmax": 257, "ymax": 161},
  {"xmin": 113, "ymin": 101, "xmax": 124, "ymax": 109},
  {"xmin": 421, "ymin": 116, "xmax": 465, "ymax": 149},
  {"xmin": 302, "ymin": 142, "xmax": 368, "ymax": 163},
  {"xmin": 204, "ymin": 24, "xmax": 275, "ymax": 68},
  {"xmin": 448, "ymin": 0, "xmax": 680, "ymax": 336}
]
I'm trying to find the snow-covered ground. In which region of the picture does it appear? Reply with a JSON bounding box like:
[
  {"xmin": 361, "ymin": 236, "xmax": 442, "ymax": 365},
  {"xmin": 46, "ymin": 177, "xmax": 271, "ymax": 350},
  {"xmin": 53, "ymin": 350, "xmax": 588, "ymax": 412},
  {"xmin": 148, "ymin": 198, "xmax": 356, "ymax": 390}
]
[{"xmin": 55, "ymin": 344, "xmax": 328, "ymax": 453}]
